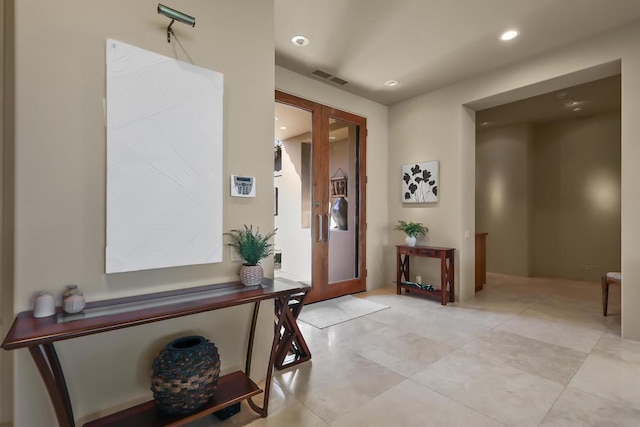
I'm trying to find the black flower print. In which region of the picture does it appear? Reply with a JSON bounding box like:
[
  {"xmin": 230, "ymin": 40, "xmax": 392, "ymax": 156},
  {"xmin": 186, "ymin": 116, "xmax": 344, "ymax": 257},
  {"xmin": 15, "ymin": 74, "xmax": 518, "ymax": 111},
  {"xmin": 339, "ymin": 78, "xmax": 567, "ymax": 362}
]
[{"xmin": 402, "ymin": 162, "xmax": 439, "ymax": 203}]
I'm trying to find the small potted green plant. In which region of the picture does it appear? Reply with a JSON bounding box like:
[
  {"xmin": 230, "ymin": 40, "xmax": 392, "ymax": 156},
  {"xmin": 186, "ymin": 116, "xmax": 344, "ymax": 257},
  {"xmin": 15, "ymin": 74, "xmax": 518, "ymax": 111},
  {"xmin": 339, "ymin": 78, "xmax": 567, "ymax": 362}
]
[
  {"xmin": 395, "ymin": 220, "xmax": 428, "ymax": 247},
  {"xmin": 225, "ymin": 225, "xmax": 277, "ymax": 286}
]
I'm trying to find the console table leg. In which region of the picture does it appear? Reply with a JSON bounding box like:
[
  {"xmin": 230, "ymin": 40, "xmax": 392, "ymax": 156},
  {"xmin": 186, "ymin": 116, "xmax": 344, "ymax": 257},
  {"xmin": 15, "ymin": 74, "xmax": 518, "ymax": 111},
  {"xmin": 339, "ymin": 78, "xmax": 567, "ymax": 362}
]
[
  {"xmin": 396, "ymin": 253, "xmax": 402, "ymax": 294},
  {"xmin": 245, "ymin": 302, "xmax": 261, "ymax": 378},
  {"xmin": 29, "ymin": 344, "xmax": 75, "ymax": 427},
  {"xmin": 440, "ymin": 253, "xmax": 447, "ymax": 305},
  {"xmin": 397, "ymin": 253, "xmax": 410, "ymax": 295},
  {"xmin": 248, "ymin": 294, "xmax": 291, "ymax": 417},
  {"xmin": 274, "ymin": 293, "xmax": 311, "ymax": 370},
  {"xmin": 449, "ymin": 255, "xmax": 455, "ymax": 303}
]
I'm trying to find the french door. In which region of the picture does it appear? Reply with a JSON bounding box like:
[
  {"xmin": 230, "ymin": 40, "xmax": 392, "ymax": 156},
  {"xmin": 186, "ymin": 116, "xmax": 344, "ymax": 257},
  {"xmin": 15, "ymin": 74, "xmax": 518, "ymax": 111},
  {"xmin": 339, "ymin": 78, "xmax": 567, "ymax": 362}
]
[{"xmin": 275, "ymin": 91, "xmax": 366, "ymax": 303}]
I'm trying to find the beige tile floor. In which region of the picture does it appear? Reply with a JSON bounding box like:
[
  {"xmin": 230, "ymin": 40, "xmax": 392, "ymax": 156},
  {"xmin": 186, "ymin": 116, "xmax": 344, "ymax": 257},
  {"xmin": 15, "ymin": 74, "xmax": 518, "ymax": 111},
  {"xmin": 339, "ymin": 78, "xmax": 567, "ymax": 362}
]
[{"xmin": 192, "ymin": 273, "xmax": 640, "ymax": 427}]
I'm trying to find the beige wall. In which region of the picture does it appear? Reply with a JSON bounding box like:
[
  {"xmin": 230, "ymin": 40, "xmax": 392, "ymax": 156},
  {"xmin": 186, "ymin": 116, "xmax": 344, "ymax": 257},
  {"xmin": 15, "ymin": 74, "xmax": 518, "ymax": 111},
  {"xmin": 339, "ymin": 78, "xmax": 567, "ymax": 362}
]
[
  {"xmin": 532, "ymin": 111, "xmax": 621, "ymax": 281},
  {"xmin": 275, "ymin": 66, "xmax": 390, "ymax": 290},
  {"xmin": 476, "ymin": 113, "xmax": 621, "ymax": 282},
  {"xmin": 476, "ymin": 124, "xmax": 533, "ymax": 276},
  {"xmin": 389, "ymin": 21, "xmax": 640, "ymax": 340},
  {"xmin": 9, "ymin": 1, "xmax": 275, "ymax": 425},
  {"xmin": 389, "ymin": 96, "xmax": 465, "ymax": 291}
]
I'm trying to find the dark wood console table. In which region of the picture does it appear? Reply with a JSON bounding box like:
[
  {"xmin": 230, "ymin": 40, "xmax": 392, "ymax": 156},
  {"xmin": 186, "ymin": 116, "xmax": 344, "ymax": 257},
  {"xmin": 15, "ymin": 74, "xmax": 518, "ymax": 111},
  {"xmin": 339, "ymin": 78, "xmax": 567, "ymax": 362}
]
[
  {"xmin": 396, "ymin": 245, "xmax": 455, "ymax": 305},
  {"xmin": 1, "ymin": 279, "xmax": 310, "ymax": 427}
]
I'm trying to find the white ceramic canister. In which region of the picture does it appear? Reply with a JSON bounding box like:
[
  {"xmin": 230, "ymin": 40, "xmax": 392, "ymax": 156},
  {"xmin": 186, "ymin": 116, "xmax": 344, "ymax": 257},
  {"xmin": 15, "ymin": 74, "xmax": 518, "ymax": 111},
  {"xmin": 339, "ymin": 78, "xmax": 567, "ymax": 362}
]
[{"xmin": 33, "ymin": 292, "xmax": 56, "ymax": 318}]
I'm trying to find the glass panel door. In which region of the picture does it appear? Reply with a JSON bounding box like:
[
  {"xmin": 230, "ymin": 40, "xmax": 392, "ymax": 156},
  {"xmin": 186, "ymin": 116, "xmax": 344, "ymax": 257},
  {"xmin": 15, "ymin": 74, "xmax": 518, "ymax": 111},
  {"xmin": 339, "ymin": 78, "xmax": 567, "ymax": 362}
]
[
  {"xmin": 322, "ymin": 109, "xmax": 366, "ymax": 299},
  {"xmin": 275, "ymin": 91, "xmax": 366, "ymax": 303},
  {"xmin": 328, "ymin": 118, "xmax": 358, "ymax": 281}
]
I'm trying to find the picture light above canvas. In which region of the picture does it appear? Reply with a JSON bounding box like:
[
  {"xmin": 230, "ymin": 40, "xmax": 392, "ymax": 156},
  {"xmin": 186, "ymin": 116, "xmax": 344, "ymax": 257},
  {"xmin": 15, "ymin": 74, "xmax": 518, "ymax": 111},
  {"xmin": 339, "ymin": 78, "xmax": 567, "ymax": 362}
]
[{"xmin": 158, "ymin": 3, "xmax": 196, "ymax": 43}]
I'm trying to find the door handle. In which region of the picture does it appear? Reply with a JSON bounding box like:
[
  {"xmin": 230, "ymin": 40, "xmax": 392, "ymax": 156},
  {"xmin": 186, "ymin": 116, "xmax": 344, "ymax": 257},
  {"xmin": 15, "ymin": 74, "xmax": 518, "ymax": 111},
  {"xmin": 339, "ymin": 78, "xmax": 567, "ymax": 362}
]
[
  {"xmin": 323, "ymin": 214, "xmax": 330, "ymax": 242},
  {"xmin": 316, "ymin": 214, "xmax": 323, "ymax": 242}
]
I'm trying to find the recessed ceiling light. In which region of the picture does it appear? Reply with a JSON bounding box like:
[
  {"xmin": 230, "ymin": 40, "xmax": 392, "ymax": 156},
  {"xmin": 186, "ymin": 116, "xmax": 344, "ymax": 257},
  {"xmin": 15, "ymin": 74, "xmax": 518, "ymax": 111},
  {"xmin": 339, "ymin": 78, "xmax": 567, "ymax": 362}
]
[
  {"xmin": 565, "ymin": 100, "xmax": 581, "ymax": 108},
  {"xmin": 280, "ymin": 126, "xmax": 287, "ymax": 130},
  {"xmin": 291, "ymin": 35, "xmax": 309, "ymax": 47},
  {"xmin": 481, "ymin": 121, "xmax": 491, "ymax": 126},
  {"xmin": 573, "ymin": 107, "xmax": 582, "ymax": 112},
  {"xmin": 384, "ymin": 80, "xmax": 399, "ymax": 87},
  {"xmin": 500, "ymin": 30, "xmax": 518, "ymax": 41}
]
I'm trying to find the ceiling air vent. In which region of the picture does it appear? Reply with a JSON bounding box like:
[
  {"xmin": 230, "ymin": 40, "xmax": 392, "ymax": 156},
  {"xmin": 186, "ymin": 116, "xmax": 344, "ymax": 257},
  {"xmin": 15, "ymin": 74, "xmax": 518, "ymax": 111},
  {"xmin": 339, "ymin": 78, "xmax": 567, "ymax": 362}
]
[
  {"xmin": 311, "ymin": 69, "xmax": 332, "ymax": 79},
  {"xmin": 311, "ymin": 69, "xmax": 349, "ymax": 86},
  {"xmin": 329, "ymin": 76, "xmax": 348, "ymax": 86}
]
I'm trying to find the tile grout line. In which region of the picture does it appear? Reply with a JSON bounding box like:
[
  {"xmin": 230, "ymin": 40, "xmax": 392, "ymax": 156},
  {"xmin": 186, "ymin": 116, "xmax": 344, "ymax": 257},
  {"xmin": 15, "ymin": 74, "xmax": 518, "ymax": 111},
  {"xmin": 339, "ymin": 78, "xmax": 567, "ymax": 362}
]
[{"xmin": 405, "ymin": 376, "xmax": 508, "ymax": 426}]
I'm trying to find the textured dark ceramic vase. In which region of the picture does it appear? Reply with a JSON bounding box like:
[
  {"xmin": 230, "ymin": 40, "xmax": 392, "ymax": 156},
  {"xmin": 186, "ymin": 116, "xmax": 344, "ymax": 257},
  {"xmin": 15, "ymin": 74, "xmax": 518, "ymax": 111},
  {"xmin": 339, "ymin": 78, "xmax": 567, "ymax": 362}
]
[
  {"xmin": 331, "ymin": 196, "xmax": 348, "ymax": 230},
  {"xmin": 151, "ymin": 335, "xmax": 221, "ymax": 415}
]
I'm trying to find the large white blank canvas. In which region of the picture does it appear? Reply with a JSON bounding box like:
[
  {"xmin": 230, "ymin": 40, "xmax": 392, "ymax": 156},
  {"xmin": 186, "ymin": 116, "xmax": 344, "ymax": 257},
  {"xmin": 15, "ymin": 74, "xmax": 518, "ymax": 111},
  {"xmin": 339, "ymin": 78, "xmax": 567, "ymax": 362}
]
[{"xmin": 106, "ymin": 39, "xmax": 223, "ymax": 274}]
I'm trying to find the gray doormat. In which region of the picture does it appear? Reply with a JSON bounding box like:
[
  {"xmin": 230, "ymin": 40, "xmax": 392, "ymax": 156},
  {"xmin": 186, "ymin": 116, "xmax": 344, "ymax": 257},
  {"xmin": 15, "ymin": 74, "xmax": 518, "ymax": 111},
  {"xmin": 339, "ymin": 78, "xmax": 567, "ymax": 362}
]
[{"xmin": 298, "ymin": 295, "xmax": 389, "ymax": 329}]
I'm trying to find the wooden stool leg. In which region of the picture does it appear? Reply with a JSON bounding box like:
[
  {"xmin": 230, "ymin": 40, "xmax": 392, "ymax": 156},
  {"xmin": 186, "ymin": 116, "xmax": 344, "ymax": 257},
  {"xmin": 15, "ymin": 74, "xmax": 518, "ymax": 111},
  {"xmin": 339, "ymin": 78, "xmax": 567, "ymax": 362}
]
[{"xmin": 601, "ymin": 276, "xmax": 609, "ymax": 317}]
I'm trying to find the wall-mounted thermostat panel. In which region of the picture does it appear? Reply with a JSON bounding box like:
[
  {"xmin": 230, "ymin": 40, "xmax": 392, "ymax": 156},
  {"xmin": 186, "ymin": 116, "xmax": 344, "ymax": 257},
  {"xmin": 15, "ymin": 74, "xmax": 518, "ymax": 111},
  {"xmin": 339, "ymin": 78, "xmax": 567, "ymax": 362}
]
[{"xmin": 231, "ymin": 175, "xmax": 256, "ymax": 197}]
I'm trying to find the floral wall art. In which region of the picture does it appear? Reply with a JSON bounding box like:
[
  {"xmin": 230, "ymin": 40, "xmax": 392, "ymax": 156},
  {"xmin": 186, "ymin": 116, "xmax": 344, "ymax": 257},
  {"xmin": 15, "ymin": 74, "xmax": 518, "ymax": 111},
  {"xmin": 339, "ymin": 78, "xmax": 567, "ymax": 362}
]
[{"xmin": 402, "ymin": 161, "xmax": 439, "ymax": 203}]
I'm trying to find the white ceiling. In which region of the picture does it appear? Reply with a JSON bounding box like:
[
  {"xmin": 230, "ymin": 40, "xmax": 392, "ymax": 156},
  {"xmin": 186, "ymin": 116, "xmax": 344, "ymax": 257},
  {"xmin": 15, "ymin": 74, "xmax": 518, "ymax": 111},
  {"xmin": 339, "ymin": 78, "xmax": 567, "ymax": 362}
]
[
  {"xmin": 275, "ymin": 0, "xmax": 640, "ymax": 106},
  {"xmin": 477, "ymin": 75, "xmax": 620, "ymax": 129},
  {"xmin": 275, "ymin": 102, "xmax": 311, "ymax": 141}
]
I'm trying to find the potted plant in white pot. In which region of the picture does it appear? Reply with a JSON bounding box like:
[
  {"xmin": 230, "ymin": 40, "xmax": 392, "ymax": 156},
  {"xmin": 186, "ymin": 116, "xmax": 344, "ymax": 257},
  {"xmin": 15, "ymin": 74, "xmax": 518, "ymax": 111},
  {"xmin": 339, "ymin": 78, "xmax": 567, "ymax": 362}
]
[
  {"xmin": 225, "ymin": 225, "xmax": 277, "ymax": 286},
  {"xmin": 395, "ymin": 220, "xmax": 428, "ymax": 247}
]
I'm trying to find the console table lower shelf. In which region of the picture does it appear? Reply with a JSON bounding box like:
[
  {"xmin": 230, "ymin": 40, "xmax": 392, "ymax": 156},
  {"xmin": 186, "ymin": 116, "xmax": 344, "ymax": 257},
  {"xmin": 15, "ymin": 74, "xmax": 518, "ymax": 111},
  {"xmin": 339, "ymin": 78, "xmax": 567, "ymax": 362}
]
[
  {"xmin": 84, "ymin": 371, "xmax": 260, "ymax": 427},
  {"xmin": 398, "ymin": 281, "xmax": 453, "ymax": 305}
]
